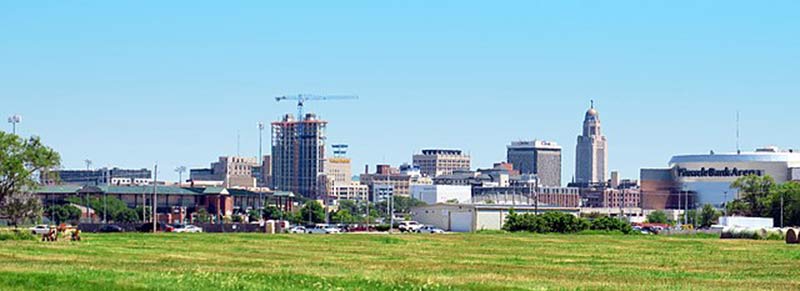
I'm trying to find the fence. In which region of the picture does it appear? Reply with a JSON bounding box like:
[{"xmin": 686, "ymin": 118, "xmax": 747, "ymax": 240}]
[{"xmin": 78, "ymin": 223, "xmax": 265, "ymax": 233}]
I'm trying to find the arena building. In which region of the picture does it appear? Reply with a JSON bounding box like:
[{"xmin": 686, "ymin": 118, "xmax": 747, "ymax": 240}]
[{"xmin": 641, "ymin": 147, "xmax": 800, "ymax": 209}]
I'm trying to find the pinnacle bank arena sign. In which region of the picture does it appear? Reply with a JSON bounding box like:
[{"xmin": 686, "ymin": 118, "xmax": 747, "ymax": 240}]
[{"xmin": 676, "ymin": 167, "xmax": 763, "ymax": 178}]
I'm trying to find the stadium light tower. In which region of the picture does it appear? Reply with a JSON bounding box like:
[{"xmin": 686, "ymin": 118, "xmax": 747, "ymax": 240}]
[{"xmin": 7, "ymin": 114, "xmax": 21, "ymax": 134}]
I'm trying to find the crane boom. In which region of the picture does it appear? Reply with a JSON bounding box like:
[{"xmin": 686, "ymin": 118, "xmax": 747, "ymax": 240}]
[{"xmin": 275, "ymin": 94, "xmax": 358, "ymax": 119}]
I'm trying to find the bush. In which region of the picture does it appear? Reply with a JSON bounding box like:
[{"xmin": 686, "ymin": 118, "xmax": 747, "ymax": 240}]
[
  {"xmin": 589, "ymin": 217, "xmax": 634, "ymax": 234},
  {"xmin": 646, "ymin": 211, "xmax": 668, "ymax": 224},
  {"xmin": 0, "ymin": 230, "xmax": 37, "ymax": 241},
  {"xmin": 503, "ymin": 210, "xmax": 591, "ymax": 234}
]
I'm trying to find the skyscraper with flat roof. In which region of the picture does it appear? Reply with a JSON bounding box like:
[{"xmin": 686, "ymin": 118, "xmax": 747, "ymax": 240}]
[
  {"xmin": 271, "ymin": 113, "xmax": 327, "ymax": 198},
  {"xmin": 507, "ymin": 140, "xmax": 562, "ymax": 187}
]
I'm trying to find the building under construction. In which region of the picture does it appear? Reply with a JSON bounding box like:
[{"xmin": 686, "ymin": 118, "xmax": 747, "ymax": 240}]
[{"xmin": 271, "ymin": 113, "xmax": 327, "ymax": 199}]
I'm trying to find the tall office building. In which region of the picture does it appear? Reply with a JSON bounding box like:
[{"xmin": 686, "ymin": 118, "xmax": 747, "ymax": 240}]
[
  {"xmin": 575, "ymin": 102, "xmax": 608, "ymax": 184},
  {"xmin": 507, "ymin": 140, "xmax": 562, "ymax": 187},
  {"xmin": 412, "ymin": 149, "xmax": 471, "ymax": 177},
  {"xmin": 271, "ymin": 113, "xmax": 327, "ymax": 198}
]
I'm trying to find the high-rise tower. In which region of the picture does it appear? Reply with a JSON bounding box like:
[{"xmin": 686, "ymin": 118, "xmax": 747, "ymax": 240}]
[
  {"xmin": 575, "ymin": 101, "xmax": 608, "ymax": 184},
  {"xmin": 271, "ymin": 113, "xmax": 327, "ymax": 198}
]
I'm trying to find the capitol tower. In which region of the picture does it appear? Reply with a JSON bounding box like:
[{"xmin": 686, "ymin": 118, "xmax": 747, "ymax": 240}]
[{"xmin": 575, "ymin": 101, "xmax": 608, "ymax": 184}]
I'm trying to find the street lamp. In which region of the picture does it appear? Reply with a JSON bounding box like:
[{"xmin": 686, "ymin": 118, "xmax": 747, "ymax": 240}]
[
  {"xmin": 257, "ymin": 122, "xmax": 265, "ymax": 220},
  {"xmin": 7, "ymin": 114, "xmax": 21, "ymax": 134}
]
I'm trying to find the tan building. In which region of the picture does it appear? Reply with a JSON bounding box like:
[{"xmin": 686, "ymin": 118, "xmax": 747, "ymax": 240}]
[
  {"xmin": 327, "ymin": 182, "xmax": 369, "ymax": 205},
  {"xmin": 412, "ymin": 149, "xmax": 471, "ymax": 177},
  {"xmin": 324, "ymin": 157, "xmax": 352, "ymax": 185},
  {"xmin": 360, "ymin": 164, "xmax": 433, "ymax": 200},
  {"xmin": 190, "ymin": 156, "xmax": 259, "ymax": 188}
]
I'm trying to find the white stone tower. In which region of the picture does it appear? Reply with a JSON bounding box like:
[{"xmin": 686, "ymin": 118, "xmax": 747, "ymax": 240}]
[{"xmin": 575, "ymin": 101, "xmax": 608, "ymax": 184}]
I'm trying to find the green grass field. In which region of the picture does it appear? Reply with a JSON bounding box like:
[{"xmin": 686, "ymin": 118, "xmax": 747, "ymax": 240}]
[{"xmin": 0, "ymin": 232, "xmax": 798, "ymax": 290}]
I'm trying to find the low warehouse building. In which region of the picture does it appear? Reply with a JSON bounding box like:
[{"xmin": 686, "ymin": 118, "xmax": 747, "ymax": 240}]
[{"xmin": 410, "ymin": 204, "xmax": 580, "ymax": 232}]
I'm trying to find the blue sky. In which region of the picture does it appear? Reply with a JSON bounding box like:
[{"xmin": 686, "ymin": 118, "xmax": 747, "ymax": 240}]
[{"xmin": 1, "ymin": 1, "xmax": 799, "ymax": 183}]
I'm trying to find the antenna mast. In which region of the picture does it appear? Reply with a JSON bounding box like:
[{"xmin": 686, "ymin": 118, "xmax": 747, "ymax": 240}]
[{"xmin": 736, "ymin": 111, "xmax": 740, "ymax": 154}]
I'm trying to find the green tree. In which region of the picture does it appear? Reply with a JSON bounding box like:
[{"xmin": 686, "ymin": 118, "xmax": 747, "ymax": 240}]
[
  {"xmin": 646, "ymin": 210, "xmax": 668, "ymax": 224},
  {"xmin": 262, "ymin": 206, "xmax": 283, "ymax": 220},
  {"xmin": 194, "ymin": 208, "xmax": 211, "ymax": 223},
  {"xmin": 332, "ymin": 209, "xmax": 355, "ymax": 224},
  {"xmin": 66, "ymin": 195, "xmax": 136, "ymax": 223},
  {"xmin": 0, "ymin": 133, "xmax": 60, "ymax": 227},
  {"xmin": 699, "ymin": 204, "xmax": 720, "ymax": 228},
  {"xmin": 730, "ymin": 174, "xmax": 775, "ymax": 217},
  {"xmin": 3, "ymin": 192, "xmax": 43, "ymax": 227},
  {"xmin": 46, "ymin": 204, "xmax": 81, "ymax": 224},
  {"xmin": 135, "ymin": 206, "xmax": 152, "ymax": 222},
  {"xmin": 299, "ymin": 200, "xmax": 325, "ymax": 224},
  {"xmin": 767, "ymin": 181, "xmax": 800, "ymax": 227},
  {"xmin": 726, "ymin": 200, "xmax": 750, "ymax": 216},
  {"xmin": 392, "ymin": 196, "xmax": 426, "ymax": 213}
]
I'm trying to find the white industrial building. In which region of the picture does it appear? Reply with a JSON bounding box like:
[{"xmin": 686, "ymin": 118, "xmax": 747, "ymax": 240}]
[
  {"xmin": 410, "ymin": 184, "xmax": 472, "ymax": 205},
  {"xmin": 410, "ymin": 204, "xmax": 580, "ymax": 232}
]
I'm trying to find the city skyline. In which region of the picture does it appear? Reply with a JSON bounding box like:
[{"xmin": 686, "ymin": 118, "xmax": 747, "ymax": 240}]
[{"xmin": 2, "ymin": 2, "xmax": 799, "ymax": 183}]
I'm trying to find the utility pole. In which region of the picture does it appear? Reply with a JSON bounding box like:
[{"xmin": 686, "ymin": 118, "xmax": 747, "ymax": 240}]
[
  {"xmin": 152, "ymin": 164, "xmax": 158, "ymax": 233},
  {"xmin": 7, "ymin": 115, "xmax": 21, "ymax": 135}
]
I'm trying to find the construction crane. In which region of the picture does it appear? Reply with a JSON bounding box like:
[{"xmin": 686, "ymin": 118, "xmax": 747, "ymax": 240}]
[
  {"xmin": 274, "ymin": 94, "xmax": 358, "ymax": 121},
  {"xmin": 274, "ymin": 94, "xmax": 358, "ymax": 203}
]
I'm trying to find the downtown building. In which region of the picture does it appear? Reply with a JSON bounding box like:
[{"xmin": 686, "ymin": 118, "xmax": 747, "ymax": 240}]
[
  {"xmin": 271, "ymin": 113, "xmax": 327, "ymax": 199},
  {"xmin": 412, "ymin": 149, "xmax": 471, "ymax": 177},
  {"xmin": 41, "ymin": 167, "xmax": 152, "ymax": 186},
  {"xmin": 574, "ymin": 103, "xmax": 608, "ymax": 186},
  {"xmin": 318, "ymin": 157, "xmax": 369, "ymax": 205},
  {"xmin": 189, "ymin": 156, "xmax": 267, "ymax": 188},
  {"xmin": 360, "ymin": 164, "xmax": 432, "ymax": 203},
  {"xmin": 507, "ymin": 140, "xmax": 562, "ymax": 187},
  {"xmin": 641, "ymin": 146, "xmax": 800, "ymax": 209}
]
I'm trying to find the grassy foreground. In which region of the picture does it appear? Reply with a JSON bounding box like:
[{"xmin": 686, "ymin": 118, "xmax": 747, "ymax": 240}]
[{"xmin": 0, "ymin": 232, "xmax": 799, "ymax": 290}]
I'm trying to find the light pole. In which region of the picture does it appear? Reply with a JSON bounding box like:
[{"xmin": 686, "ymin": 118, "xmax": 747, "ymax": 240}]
[
  {"xmin": 152, "ymin": 164, "xmax": 158, "ymax": 233},
  {"xmin": 258, "ymin": 122, "xmax": 265, "ymax": 221},
  {"xmin": 7, "ymin": 114, "xmax": 21, "ymax": 135},
  {"xmin": 780, "ymin": 192, "xmax": 785, "ymax": 228}
]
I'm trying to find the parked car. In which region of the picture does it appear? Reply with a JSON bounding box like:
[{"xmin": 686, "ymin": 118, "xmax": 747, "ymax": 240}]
[
  {"xmin": 173, "ymin": 224, "xmax": 203, "ymax": 233},
  {"xmin": 417, "ymin": 225, "xmax": 444, "ymax": 234},
  {"xmin": 98, "ymin": 224, "xmax": 124, "ymax": 233},
  {"xmin": 306, "ymin": 224, "xmax": 341, "ymax": 234},
  {"xmin": 347, "ymin": 224, "xmax": 374, "ymax": 232},
  {"xmin": 138, "ymin": 222, "xmax": 175, "ymax": 232},
  {"xmin": 397, "ymin": 221, "xmax": 422, "ymax": 233},
  {"xmin": 30, "ymin": 225, "xmax": 51, "ymax": 235},
  {"xmin": 288, "ymin": 226, "xmax": 306, "ymax": 234}
]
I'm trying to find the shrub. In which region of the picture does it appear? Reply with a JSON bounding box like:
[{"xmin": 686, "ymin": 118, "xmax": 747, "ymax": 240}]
[
  {"xmin": 503, "ymin": 211, "xmax": 592, "ymax": 234},
  {"xmin": 589, "ymin": 217, "xmax": 634, "ymax": 234},
  {"xmin": 0, "ymin": 230, "xmax": 36, "ymax": 241}
]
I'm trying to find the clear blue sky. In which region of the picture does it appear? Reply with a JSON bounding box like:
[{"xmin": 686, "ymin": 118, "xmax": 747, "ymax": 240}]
[{"xmin": 2, "ymin": 1, "xmax": 799, "ymax": 184}]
